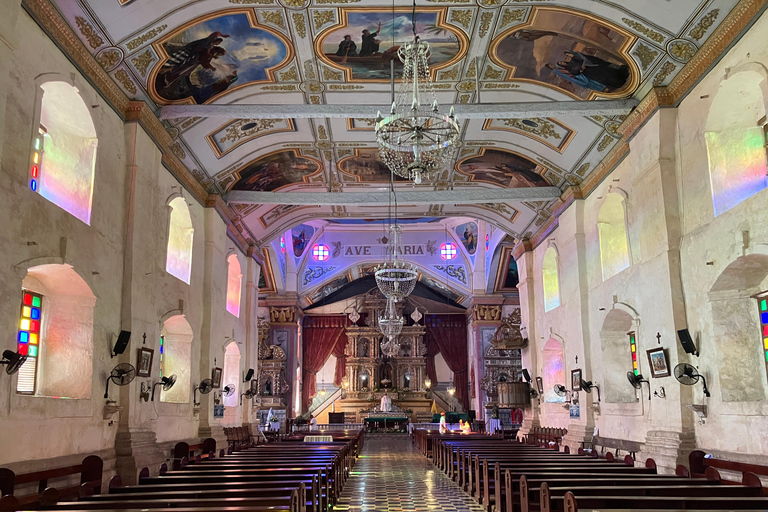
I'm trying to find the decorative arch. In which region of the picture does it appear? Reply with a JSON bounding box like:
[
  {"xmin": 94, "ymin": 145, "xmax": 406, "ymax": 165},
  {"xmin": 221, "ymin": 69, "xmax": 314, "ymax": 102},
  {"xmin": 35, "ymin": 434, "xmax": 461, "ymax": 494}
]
[
  {"xmin": 598, "ymin": 193, "xmax": 631, "ymax": 281},
  {"xmin": 226, "ymin": 253, "xmax": 243, "ymax": 317},
  {"xmin": 541, "ymin": 338, "xmax": 565, "ymax": 403},
  {"xmin": 166, "ymin": 197, "xmax": 194, "ymax": 284},
  {"xmin": 705, "ymin": 68, "xmax": 768, "ymax": 216},
  {"xmin": 16, "ymin": 264, "xmax": 95, "ymax": 397},
  {"xmin": 32, "ymin": 81, "xmax": 97, "ymax": 224},
  {"xmin": 160, "ymin": 315, "xmax": 193, "ymax": 403},
  {"xmin": 222, "ymin": 342, "xmax": 241, "ymax": 409},
  {"xmin": 542, "ymin": 246, "xmax": 560, "ymax": 312},
  {"xmin": 599, "ymin": 308, "xmax": 637, "ymax": 403},
  {"xmin": 709, "ymin": 253, "xmax": 768, "ymax": 401}
]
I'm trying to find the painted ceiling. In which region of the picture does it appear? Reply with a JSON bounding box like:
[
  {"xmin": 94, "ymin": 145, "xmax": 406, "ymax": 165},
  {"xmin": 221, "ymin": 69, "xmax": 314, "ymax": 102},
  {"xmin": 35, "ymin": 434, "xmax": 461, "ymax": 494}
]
[{"xmin": 50, "ymin": 0, "xmax": 738, "ymax": 295}]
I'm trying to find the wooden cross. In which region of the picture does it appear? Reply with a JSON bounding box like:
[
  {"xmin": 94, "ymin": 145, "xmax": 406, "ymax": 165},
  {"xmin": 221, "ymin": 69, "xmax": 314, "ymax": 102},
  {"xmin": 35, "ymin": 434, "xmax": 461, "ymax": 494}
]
[{"xmin": 656, "ymin": 332, "xmax": 661, "ymax": 345}]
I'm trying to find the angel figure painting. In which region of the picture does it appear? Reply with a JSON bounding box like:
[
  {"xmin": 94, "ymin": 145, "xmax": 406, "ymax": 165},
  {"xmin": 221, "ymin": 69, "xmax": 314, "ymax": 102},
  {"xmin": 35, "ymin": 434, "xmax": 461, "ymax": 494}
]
[{"xmin": 457, "ymin": 149, "xmax": 548, "ymax": 188}]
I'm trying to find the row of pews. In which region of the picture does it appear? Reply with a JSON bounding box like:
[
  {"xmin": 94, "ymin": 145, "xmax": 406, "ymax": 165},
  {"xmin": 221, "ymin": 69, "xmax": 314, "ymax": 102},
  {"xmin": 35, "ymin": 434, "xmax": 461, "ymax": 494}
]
[
  {"xmin": 0, "ymin": 429, "xmax": 363, "ymax": 512},
  {"xmin": 417, "ymin": 430, "xmax": 768, "ymax": 512}
]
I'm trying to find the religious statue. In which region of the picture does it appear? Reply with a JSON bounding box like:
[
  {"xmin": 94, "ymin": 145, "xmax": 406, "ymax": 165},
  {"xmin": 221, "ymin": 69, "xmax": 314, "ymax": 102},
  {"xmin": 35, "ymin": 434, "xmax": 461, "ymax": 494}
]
[
  {"xmin": 380, "ymin": 390, "xmax": 392, "ymax": 412},
  {"xmin": 439, "ymin": 412, "xmax": 447, "ymax": 434},
  {"xmin": 459, "ymin": 419, "xmax": 471, "ymax": 435},
  {"xmin": 264, "ymin": 379, "xmax": 272, "ymax": 396}
]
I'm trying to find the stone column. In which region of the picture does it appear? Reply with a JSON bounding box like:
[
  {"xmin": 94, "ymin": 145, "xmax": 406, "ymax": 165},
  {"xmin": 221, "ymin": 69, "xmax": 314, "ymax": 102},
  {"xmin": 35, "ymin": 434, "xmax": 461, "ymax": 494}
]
[
  {"xmin": 467, "ymin": 298, "xmax": 504, "ymax": 418},
  {"xmin": 264, "ymin": 301, "xmax": 302, "ymax": 418},
  {"xmin": 514, "ymin": 241, "xmax": 541, "ymax": 438},
  {"xmin": 243, "ymin": 249, "xmax": 261, "ymax": 429}
]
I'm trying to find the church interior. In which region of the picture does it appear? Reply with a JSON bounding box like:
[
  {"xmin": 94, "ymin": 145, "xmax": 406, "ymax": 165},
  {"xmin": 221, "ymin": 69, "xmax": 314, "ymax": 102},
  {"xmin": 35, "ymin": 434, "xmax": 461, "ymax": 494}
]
[{"xmin": 2, "ymin": 0, "xmax": 768, "ymax": 510}]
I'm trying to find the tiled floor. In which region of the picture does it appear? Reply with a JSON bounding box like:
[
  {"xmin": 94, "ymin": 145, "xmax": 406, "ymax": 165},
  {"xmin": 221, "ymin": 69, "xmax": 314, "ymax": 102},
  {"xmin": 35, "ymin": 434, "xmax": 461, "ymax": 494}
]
[{"xmin": 334, "ymin": 434, "xmax": 486, "ymax": 511}]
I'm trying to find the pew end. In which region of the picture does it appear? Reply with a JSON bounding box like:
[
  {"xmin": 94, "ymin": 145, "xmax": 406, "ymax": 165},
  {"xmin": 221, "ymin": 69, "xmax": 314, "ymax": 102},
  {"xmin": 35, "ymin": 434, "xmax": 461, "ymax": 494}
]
[
  {"xmin": 108, "ymin": 475, "xmax": 122, "ymax": 493},
  {"xmin": 0, "ymin": 495, "xmax": 19, "ymax": 512},
  {"xmin": 675, "ymin": 464, "xmax": 690, "ymax": 477}
]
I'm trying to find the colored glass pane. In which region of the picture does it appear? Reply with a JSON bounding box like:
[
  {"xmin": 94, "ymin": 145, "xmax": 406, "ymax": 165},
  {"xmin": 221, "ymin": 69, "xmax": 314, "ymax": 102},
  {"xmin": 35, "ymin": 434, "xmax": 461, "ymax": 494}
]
[
  {"xmin": 29, "ymin": 320, "xmax": 39, "ymax": 332},
  {"xmin": 761, "ymin": 312, "xmax": 768, "ymax": 324},
  {"xmin": 33, "ymin": 153, "xmax": 39, "ymax": 164},
  {"xmin": 18, "ymin": 332, "xmax": 28, "ymax": 343},
  {"xmin": 763, "ymin": 338, "xmax": 768, "ymax": 350},
  {"xmin": 30, "ymin": 308, "xmax": 40, "ymax": 320},
  {"xmin": 22, "ymin": 307, "xmax": 31, "ymax": 318},
  {"xmin": 32, "ymin": 296, "xmax": 41, "ymax": 307},
  {"xmin": 29, "ymin": 333, "xmax": 38, "ymax": 345},
  {"xmin": 440, "ymin": 243, "xmax": 456, "ymax": 260},
  {"xmin": 764, "ymin": 325, "xmax": 768, "ymax": 337},
  {"xmin": 31, "ymin": 166, "xmax": 38, "ymax": 178},
  {"xmin": 23, "ymin": 294, "xmax": 32, "ymax": 306},
  {"xmin": 30, "ymin": 180, "xmax": 37, "ymax": 191},
  {"xmin": 20, "ymin": 319, "xmax": 29, "ymax": 331},
  {"xmin": 312, "ymin": 244, "xmax": 329, "ymax": 261},
  {"xmin": 35, "ymin": 138, "xmax": 40, "ymax": 150},
  {"xmin": 632, "ymin": 353, "xmax": 637, "ymax": 361},
  {"xmin": 761, "ymin": 299, "xmax": 767, "ymax": 311},
  {"xmin": 631, "ymin": 344, "xmax": 636, "ymax": 353},
  {"xmin": 18, "ymin": 344, "xmax": 28, "ymax": 356},
  {"xmin": 633, "ymin": 361, "xmax": 638, "ymax": 369},
  {"xmin": 29, "ymin": 346, "xmax": 38, "ymax": 357}
]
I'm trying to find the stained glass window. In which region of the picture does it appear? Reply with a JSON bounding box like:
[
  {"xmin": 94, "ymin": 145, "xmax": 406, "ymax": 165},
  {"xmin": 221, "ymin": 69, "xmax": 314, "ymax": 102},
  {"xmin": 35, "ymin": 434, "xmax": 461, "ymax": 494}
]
[
  {"xmin": 30, "ymin": 126, "xmax": 45, "ymax": 192},
  {"xmin": 542, "ymin": 247, "xmax": 560, "ymax": 312},
  {"xmin": 16, "ymin": 290, "xmax": 43, "ymax": 394},
  {"xmin": 758, "ymin": 293, "xmax": 768, "ymax": 370},
  {"xmin": 629, "ymin": 331, "xmax": 638, "ymax": 376},
  {"xmin": 440, "ymin": 243, "xmax": 456, "ymax": 260},
  {"xmin": 159, "ymin": 335, "xmax": 165, "ymax": 379},
  {"xmin": 312, "ymin": 244, "xmax": 329, "ymax": 261}
]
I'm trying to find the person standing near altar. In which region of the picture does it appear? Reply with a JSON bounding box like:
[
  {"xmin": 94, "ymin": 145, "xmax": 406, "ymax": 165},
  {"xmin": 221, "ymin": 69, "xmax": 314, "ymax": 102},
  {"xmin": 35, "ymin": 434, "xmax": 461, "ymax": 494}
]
[{"xmin": 439, "ymin": 412, "xmax": 448, "ymax": 434}]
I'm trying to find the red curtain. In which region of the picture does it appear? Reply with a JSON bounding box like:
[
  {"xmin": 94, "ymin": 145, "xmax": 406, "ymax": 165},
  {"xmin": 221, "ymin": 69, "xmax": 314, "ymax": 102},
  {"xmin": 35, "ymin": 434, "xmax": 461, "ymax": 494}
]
[
  {"xmin": 424, "ymin": 332, "xmax": 440, "ymax": 385},
  {"xmin": 301, "ymin": 316, "xmax": 346, "ymax": 411},
  {"xmin": 425, "ymin": 314, "xmax": 469, "ymax": 411},
  {"xmin": 332, "ymin": 331, "xmax": 348, "ymax": 387}
]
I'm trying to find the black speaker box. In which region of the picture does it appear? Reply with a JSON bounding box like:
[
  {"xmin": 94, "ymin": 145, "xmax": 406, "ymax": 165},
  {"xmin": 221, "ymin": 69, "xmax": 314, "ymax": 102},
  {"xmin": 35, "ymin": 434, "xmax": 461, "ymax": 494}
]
[
  {"xmin": 521, "ymin": 369, "xmax": 532, "ymax": 382},
  {"xmin": 113, "ymin": 330, "xmax": 131, "ymax": 355},
  {"xmin": 244, "ymin": 368, "xmax": 254, "ymax": 382},
  {"xmin": 677, "ymin": 329, "xmax": 698, "ymax": 356}
]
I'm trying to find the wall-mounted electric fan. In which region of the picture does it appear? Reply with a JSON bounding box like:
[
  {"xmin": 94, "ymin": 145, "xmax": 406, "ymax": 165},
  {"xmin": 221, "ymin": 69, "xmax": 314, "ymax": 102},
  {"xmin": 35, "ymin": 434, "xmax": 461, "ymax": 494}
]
[
  {"xmin": 1, "ymin": 350, "xmax": 27, "ymax": 375},
  {"xmin": 240, "ymin": 388, "xmax": 255, "ymax": 406},
  {"xmin": 194, "ymin": 378, "xmax": 214, "ymax": 406},
  {"xmin": 674, "ymin": 363, "xmax": 710, "ymax": 397},
  {"xmin": 151, "ymin": 374, "xmax": 177, "ymax": 401},
  {"xmin": 104, "ymin": 363, "xmax": 136, "ymax": 400},
  {"xmin": 627, "ymin": 371, "xmax": 650, "ymax": 400},
  {"xmin": 580, "ymin": 378, "xmax": 601, "ymax": 402}
]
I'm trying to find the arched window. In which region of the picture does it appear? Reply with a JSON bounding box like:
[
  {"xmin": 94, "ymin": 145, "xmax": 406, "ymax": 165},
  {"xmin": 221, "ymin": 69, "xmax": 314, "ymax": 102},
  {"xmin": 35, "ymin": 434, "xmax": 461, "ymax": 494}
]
[
  {"xmin": 32, "ymin": 82, "xmax": 97, "ymax": 224},
  {"xmin": 598, "ymin": 193, "xmax": 630, "ymax": 281},
  {"xmin": 600, "ymin": 309, "xmax": 636, "ymax": 403},
  {"xmin": 705, "ymin": 70, "xmax": 767, "ymax": 216},
  {"xmin": 541, "ymin": 338, "xmax": 565, "ymax": 403},
  {"xmin": 226, "ymin": 254, "xmax": 242, "ymax": 317},
  {"xmin": 222, "ymin": 343, "xmax": 241, "ymax": 408},
  {"xmin": 16, "ymin": 264, "xmax": 95, "ymax": 398},
  {"xmin": 542, "ymin": 247, "xmax": 560, "ymax": 312},
  {"xmin": 166, "ymin": 197, "xmax": 194, "ymax": 284},
  {"xmin": 160, "ymin": 315, "xmax": 193, "ymax": 403}
]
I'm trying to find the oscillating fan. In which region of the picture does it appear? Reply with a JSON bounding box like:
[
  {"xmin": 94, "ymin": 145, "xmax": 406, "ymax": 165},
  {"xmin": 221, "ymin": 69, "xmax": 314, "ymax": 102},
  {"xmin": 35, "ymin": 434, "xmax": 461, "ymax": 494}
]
[
  {"xmin": 579, "ymin": 378, "xmax": 601, "ymax": 402},
  {"xmin": 151, "ymin": 374, "xmax": 177, "ymax": 401},
  {"xmin": 240, "ymin": 388, "xmax": 255, "ymax": 406},
  {"xmin": 194, "ymin": 378, "xmax": 214, "ymax": 406},
  {"xmin": 223, "ymin": 384, "xmax": 235, "ymax": 397},
  {"xmin": 674, "ymin": 363, "xmax": 710, "ymax": 397},
  {"xmin": 627, "ymin": 371, "xmax": 650, "ymax": 400},
  {"xmin": 554, "ymin": 384, "xmax": 568, "ymax": 397},
  {"xmin": 1, "ymin": 350, "xmax": 28, "ymax": 375},
  {"xmin": 104, "ymin": 363, "xmax": 136, "ymax": 400}
]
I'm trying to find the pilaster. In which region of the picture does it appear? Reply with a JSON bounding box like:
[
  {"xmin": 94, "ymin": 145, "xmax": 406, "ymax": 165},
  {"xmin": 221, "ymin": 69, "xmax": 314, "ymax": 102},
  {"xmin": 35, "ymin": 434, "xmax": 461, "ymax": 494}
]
[
  {"xmin": 114, "ymin": 429, "xmax": 166, "ymax": 485},
  {"xmin": 640, "ymin": 430, "xmax": 697, "ymax": 473}
]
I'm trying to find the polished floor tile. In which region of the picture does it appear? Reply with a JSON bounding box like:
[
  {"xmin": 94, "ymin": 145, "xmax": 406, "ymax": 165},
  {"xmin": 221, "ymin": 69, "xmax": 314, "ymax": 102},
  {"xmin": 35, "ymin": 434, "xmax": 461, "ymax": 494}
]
[{"xmin": 335, "ymin": 434, "xmax": 485, "ymax": 511}]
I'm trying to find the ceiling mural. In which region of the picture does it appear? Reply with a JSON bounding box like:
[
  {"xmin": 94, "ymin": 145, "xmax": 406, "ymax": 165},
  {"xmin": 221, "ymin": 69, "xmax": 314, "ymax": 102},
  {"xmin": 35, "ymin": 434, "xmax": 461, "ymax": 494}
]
[
  {"xmin": 490, "ymin": 7, "xmax": 638, "ymax": 99},
  {"xmin": 291, "ymin": 223, "xmax": 315, "ymax": 258},
  {"xmin": 455, "ymin": 221, "xmax": 478, "ymax": 256},
  {"xmin": 50, "ymin": 0, "xmax": 741, "ymax": 252},
  {"xmin": 149, "ymin": 10, "xmax": 293, "ymax": 104}
]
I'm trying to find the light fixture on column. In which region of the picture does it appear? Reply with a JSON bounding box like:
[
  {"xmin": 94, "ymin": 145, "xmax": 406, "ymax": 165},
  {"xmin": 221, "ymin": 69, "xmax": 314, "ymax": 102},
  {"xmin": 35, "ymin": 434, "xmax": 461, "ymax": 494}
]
[
  {"xmin": 374, "ymin": 0, "xmax": 459, "ymax": 185},
  {"xmin": 424, "ymin": 377, "xmax": 432, "ymax": 389},
  {"xmin": 447, "ymin": 383, "xmax": 456, "ymax": 396}
]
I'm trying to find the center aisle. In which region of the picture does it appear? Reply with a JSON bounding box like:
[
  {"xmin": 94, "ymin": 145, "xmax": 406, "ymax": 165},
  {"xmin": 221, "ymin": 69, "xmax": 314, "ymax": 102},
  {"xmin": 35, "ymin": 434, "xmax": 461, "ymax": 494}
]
[{"xmin": 334, "ymin": 434, "xmax": 486, "ymax": 512}]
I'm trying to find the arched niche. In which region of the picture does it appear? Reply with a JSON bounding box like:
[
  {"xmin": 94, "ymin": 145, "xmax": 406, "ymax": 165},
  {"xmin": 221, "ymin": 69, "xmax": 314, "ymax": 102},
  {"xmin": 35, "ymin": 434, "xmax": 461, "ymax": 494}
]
[
  {"xmin": 705, "ymin": 69, "xmax": 768, "ymax": 216},
  {"xmin": 226, "ymin": 254, "xmax": 242, "ymax": 317},
  {"xmin": 166, "ymin": 197, "xmax": 194, "ymax": 284},
  {"xmin": 600, "ymin": 308, "xmax": 636, "ymax": 403},
  {"xmin": 709, "ymin": 253, "xmax": 768, "ymax": 401},
  {"xmin": 160, "ymin": 315, "xmax": 193, "ymax": 403},
  {"xmin": 598, "ymin": 193, "xmax": 631, "ymax": 281},
  {"xmin": 222, "ymin": 342, "xmax": 241, "ymax": 408},
  {"xmin": 35, "ymin": 81, "xmax": 97, "ymax": 225},
  {"xmin": 17, "ymin": 264, "xmax": 95, "ymax": 398},
  {"xmin": 541, "ymin": 338, "xmax": 565, "ymax": 403},
  {"xmin": 542, "ymin": 246, "xmax": 561, "ymax": 312}
]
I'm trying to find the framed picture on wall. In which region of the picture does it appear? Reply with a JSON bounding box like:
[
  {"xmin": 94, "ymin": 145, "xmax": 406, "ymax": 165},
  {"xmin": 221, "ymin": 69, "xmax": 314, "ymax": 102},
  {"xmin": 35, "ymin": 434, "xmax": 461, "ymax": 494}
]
[
  {"xmin": 136, "ymin": 347, "xmax": 154, "ymax": 378},
  {"xmin": 571, "ymin": 369, "xmax": 582, "ymax": 391},
  {"xmin": 647, "ymin": 348, "xmax": 670, "ymax": 378},
  {"xmin": 536, "ymin": 376, "xmax": 544, "ymax": 395},
  {"xmin": 212, "ymin": 367, "xmax": 223, "ymax": 388}
]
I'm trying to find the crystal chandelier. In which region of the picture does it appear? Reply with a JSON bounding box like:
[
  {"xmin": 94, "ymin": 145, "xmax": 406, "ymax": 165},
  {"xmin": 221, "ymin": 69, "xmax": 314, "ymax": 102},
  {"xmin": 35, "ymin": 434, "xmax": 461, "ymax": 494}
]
[
  {"xmin": 375, "ymin": 25, "xmax": 459, "ymax": 184},
  {"xmin": 379, "ymin": 298, "xmax": 403, "ymax": 358},
  {"xmin": 375, "ymin": 224, "xmax": 418, "ymax": 301}
]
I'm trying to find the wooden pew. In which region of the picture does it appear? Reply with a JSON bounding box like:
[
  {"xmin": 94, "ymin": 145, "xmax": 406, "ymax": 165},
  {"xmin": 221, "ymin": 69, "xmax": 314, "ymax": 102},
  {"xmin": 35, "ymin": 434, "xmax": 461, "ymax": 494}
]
[
  {"xmin": 0, "ymin": 455, "xmax": 103, "ymax": 506},
  {"xmin": 559, "ymin": 491, "xmax": 768, "ymax": 512},
  {"xmin": 172, "ymin": 439, "xmax": 216, "ymax": 469}
]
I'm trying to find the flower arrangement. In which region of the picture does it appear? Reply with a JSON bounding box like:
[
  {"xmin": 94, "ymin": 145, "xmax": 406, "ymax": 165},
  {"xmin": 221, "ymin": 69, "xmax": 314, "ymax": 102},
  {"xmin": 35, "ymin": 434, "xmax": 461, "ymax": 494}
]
[{"xmin": 268, "ymin": 413, "xmax": 277, "ymax": 423}]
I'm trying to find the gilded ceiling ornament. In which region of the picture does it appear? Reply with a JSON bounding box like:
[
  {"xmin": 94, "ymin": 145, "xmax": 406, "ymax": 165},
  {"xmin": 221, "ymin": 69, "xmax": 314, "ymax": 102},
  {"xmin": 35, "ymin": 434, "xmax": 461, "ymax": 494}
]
[
  {"xmin": 337, "ymin": 149, "xmax": 353, "ymax": 158},
  {"xmin": 219, "ymin": 119, "xmax": 279, "ymax": 144},
  {"xmin": 310, "ymin": 95, "xmax": 321, "ymax": 104},
  {"xmin": 170, "ymin": 142, "xmax": 186, "ymax": 159},
  {"xmin": 483, "ymin": 66, "xmax": 503, "ymax": 80},
  {"xmin": 292, "ymin": 13, "xmax": 307, "ymax": 38},
  {"xmin": 667, "ymin": 40, "xmax": 696, "ymax": 62},
  {"xmin": 313, "ymin": 10, "xmax": 336, "ymax": 30},
  {"xmin": 331, "ymin": 205, "xmax": 348, "ymax": 217},
  {"xmin": 499, "ymin": 8, "xmax": 525, "ymax": 28},
  {"xmin": 460, "ymin": 147, "xmax": 475, "ymax": 157},
  {"xmin": 318, "ymin": 125, "xmax": 328, "ymax": 139},
  {"xmin": 262, "ymin": 84, "xmax": 297, "ymax": 90},
  {"xmin": 632, "ymin": 42, "xmax": 658, "ymax": 70},
  {"xmin": 96, "ymin": 48, "xmax": 122, "ymax": 71},
  {"xmin": 438, "ymin": 65, "xmax": 460, "ymax": 81},
  {"xmin": 125, "ymin": 25, "xmax": 167, "ymax": 51},
  {"xmin": 316, "ymin": 0, "xmax": 361, "ymax": 3},
  {"xmin": 479, "ymin": 0, "xmax": 503, "ymax": 6},
  {"xmin": 478, "ymin": 12, "xmax": 494, "ymax": 38},
  {"xmin": 426, "ymin": 0, "xmax": 471, "ymax": 3},
  {"xmin": 329, "ymin": 84, "xmax": 365, "ymax": 90},
  {"xmin": 498, "ymin": 118, "xmax": 561, "ymax": 140},
  {"xmin": 260, "ymin": 10, "xmax": 286, "ymax": 30},
  {"xmin": 433, "ymin": 264, "xmax": 467, "ymax": 284},
  {"xmin": 179, "ymin": 117, "xmax": 201, "ymax": 130},
  {"xmin": 269, "ymin": 306, "xmax": 296, "ymax": 324},
  {"xmin": 465, "ymin": 60, "xmax": 476, "ymax": 79},
  {"xmin": 652, "ymin": 61, "xmax": 677, "ymax": 86},
  {"xmin": 114, "ymin": 69, "xmax": 137, "ymax": 94},
  {"xmin": 621, "ymin": 18, "xmax": 665, "ymax": 44},
  {"xmin": 75, "ymin": 17, "xmax": 104, "ymax": 49},
  {"xmin": 449, "ymin": 9, "xmax": 472, "ymax": 30},
  {"xmin": 322, "ymin": 66, "xmax": 344, "ymax": 81},
  {"xmin": 590, "ymin": 115, "xmax": 604, "ymax": 123},
  {"xmin": 603, "ymin": 120, "xmax": 621, "ymax": 135},
  {"xmin": 303, "ymin": 60, "xmax": 316, "ymax": 79},
  {"xmin": 307, "ymin": 82, "xmax": 323, "ymax": 92},
  {"xmin": 474, "ymin": 304, "xmax": 501, "ymax": 321},
  {"xmin": 231, "ymin": 0, "xmax": 274, "ymax": 4},
  {"xmin": 279, "ymin": 66, "xmax": 298, "ymax": 81},
  {"xmin": 459, "ymin": 94, "xmax": 471, "ymax": 103},
  {"xmin": 597, "ymin": 134, "xmax": 614, "ymax": 152},
  {"xmin": 689, "ymin": 9, "xmax": 719, "ymax": 41},
  {"xmin": 483, "ymin": 83, "xmax": 519, "ymax": 89},
  {"xmin": 575, "ymin": 162, "xmax": 591, "ymax": 177},
  {"xmin": 130, "ymin": 49, "xmax": 154, "ymax": 77},
  {"xmin": 457, "ymin": 80, "xmax": 476, "ymax": 91}
]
